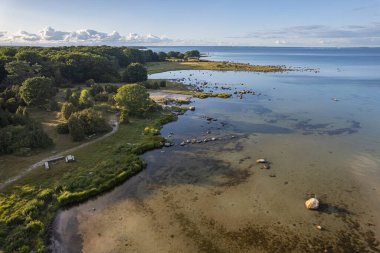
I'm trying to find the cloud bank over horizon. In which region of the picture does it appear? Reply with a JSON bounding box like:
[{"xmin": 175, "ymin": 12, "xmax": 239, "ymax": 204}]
[
  {"xmin": 1, "ymin": 23, "xmax": 380, "ymax": 47},
  {"xmin": 0, "ymin": 26, "xmax": 173, "ymax": 45},
  {"xmin": 226, "ymin": 23, "xmax": 380, "ymax": 47}
]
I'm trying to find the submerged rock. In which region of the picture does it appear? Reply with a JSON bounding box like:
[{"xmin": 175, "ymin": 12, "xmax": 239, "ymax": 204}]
[
  {"xmin": 305, "ymin": 198, "xmax": 319, "ymax": 210},
  {"xmin": 256, "ymin": 159, "xmax": 268, "ymax": 164}
]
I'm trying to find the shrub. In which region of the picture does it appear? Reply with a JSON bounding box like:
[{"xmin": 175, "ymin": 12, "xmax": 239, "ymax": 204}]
[
  {"xmin": 85, "ymin": 78, "xmax": 95, "ymax": 87},
  {"xmin": 67, "ymin": 114, "xmax": 85, "ymax": 141},
  {"xmin": 144, "ymin": 126, "xmax": 159, "ymax": 135},
  {"xmin": 114, "ymin": 84, "xmax": 153, "ymax": 116},
  {"xmin": 79, "ymin": 89, "xmax": 94, "ymax": 109},
  {"xmin": 122, "ymin": 63, "xmax": 147, "ymax": 83},
  {"xmin": 56, "ymin": 123, "xmax": 69, "ymax": 134},
  {"xmin": 119, "ymin": 109, "xmax": 129, "ymax": 124},
  {"xmin": 19, "ymin": 77, "xmax": 54, "ymax": 106},
  {"xmin": 94, "ymin": 92, "xmax": 109, "ymax": 102},
  {"xmin": 60, "ymin": 102, "xmax": 76, "ymax": 120},
  {"xmin": 159, "ymin": 80, "xmax": 166, "ymax": 87},
  {"xmin": 68, "ymin": 108, "xmax": 111, "ymax": 141}
]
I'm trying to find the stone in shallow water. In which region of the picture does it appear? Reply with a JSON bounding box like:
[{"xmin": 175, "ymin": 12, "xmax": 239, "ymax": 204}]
[
  {"xmin": 305, "ymin": 198, "xmax": 319, "ymax": 210},
  {"xmin": 256, "ymin": 158, "xmax": 268, "ymax": 163}
]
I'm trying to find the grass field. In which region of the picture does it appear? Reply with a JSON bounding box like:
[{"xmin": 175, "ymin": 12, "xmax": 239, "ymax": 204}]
[{"xmin": 146, "ymin": 61, "xmax": 288, "ymax": 74}]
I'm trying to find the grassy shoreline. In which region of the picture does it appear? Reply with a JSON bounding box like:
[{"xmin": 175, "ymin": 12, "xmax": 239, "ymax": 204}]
[
  {"xmin": 0, "ymin": 111, "xmax": 177, "ymax": 253},
  {"xmin": 146, "ymin": 60, "xmax": 289, "ymax": 74}
]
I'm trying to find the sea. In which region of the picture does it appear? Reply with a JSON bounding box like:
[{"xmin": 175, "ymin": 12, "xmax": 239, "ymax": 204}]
[{"xmin": 51, "ymin": 46, "xmax": 380, "ymax": 252}]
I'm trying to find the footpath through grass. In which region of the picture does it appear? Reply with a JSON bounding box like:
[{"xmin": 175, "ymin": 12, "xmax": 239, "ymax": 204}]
[{"xmin": 0, "ymin": 111, "xmax": 176, "ymax": 253}]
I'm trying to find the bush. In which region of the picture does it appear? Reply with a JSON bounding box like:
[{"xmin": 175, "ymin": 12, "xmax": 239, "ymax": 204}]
[
  {"xmin": 159, "ymin": 80, "xmax": 166, "ymax": 87},
  {"xmin": 68, "ymin": 108, "xmax": 111, "ymax": 141},
  {"xmin": 94, "ymin": 92, "xmax": 109, "ymax": 102},
  {"xmin": 85, "ymin": 78, "xmax": 95, "ymax": 87},
  {"xmin": 104, "ymin": 84, "xmax": 118, "ymax": 93},
  {"xmin": 119, "ymin": 109, "xmax": 129, "ymax": 124},
  {"xmin": 67, "ymin": 114, "xmax": 85, "ymax": 141},
  {"xmin": 79, "ymin": 89, "xmax": 94, "ymax": 109},
  {"xmin": 44, "ymin": 100, "xmax": 59, "ymax": 112},
  {"xmin": 56, "ymin": 123, "xmax": 69, "ymax": 134},
  {"xmin": 19, "ymin": 77, "xmax": 54, "ymax": 106},
  {"xmin": 122, "ymin": 63, "xmax": 147, "ymax": 83},
  {"xmin": 114, "ymin": 84, "xmax": 153, "ymax": 116},
  {"xmin": 6, "ymin": 97, "xmax": 19, "ymax": 113},
  {"xmin": 144, "ymin": 126, "xmax": 159, "ymax": 135},
  {"xmin": 89, "ymin": 83, "xmax": 104, "ymax": 96},
  {"xmin": 60, "ymin": 102, "xmax": 76, "ymax": 120}
]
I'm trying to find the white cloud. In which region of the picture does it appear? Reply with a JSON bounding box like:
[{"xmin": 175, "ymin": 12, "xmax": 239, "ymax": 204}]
[
  {"xmin": 227, "ymin": 23, "xmax": 380, "ymax": 46},
  {"xmin": 0, "ymin": 27, "xmax": 172, "ymax": 45},
  {"xmin": 40, "ymin": 26, "xmax": 69, "ymax": 41},
  {"xmin": 13, "ymin": 30, "xmax": 40, "ymax": 41}
]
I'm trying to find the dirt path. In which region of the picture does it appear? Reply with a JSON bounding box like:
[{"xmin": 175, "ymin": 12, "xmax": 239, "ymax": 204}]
[{"xmin": 0, "ymin": 115, "xmax": 119, "ymax": 190}]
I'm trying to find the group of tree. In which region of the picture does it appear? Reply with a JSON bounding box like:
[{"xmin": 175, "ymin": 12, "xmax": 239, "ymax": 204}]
[
  {"xmin": 58, "ymin": 83, "xmax": 119, "ymax": 141},
  {"xmin": 159, "ymin": 50, "xmax": 201, "ymax": 60},
  {"xmin": 0, "ymin": 45, "xmax": 200, "ymax": 155},
  {"xmin": 0, "ymin": 46, "xmax": 165, "ymax": 87}
]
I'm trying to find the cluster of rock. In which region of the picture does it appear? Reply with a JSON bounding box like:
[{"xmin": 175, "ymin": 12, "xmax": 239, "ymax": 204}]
[{"xmin": 179, "ymin": 137, "xmax": 218, "ymax": 146}]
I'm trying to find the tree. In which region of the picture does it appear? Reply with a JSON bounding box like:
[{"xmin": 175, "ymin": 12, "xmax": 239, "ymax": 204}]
[
  {"xmin": 119, "ymin": 109, "xmax": 129, "ymax": 124},
  {"xmin": 61, "ymin": 102, "xmax": 76, "ymax": 120},
  {"xmin": 114, "ymin": 84, "xmax": 152, "ymax": 116},
  {"xmin": 122, "ymin": 63, "xmax": 147, "ymax": 83},
  {"xmin": 15, "ymin": 50, "xmax": 43, "ymax": 65},
  {"xmin": 158, "ymin": 52, "xmax": 167, "ymax": 61},
  {"xmin": 68, "ymin": 114, "xmax": 85, "ymax": 141},
  {"xmin": 68, "ymin": 108, "xmax": 111, "ymax": 141},
  {"xmin": 79, "ymin": 89, "xmax": 93, "ymax": 108},
  {"xmin": 185, "ymin": 50, "xmax": 201, "ymax": 58},
  {"xmin": 19, "ymin": 77, "xmax": 53, "ymax": 105},
  {"xmin": 0, "ymin": 57, "xmax": 7, "ymax": 84},
  {"xmin": 4, "ymin": 61, "xmax": 41, "ymax": 86},
  {"xmin": 89, "ymin": 83, "xmax": 104, "ymax": 96}
]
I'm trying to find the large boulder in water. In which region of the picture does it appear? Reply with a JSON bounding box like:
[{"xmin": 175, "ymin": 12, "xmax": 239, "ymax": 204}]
[{"xmin": 305, "ymin": 198, "xmax": 319, "ymax": 210}]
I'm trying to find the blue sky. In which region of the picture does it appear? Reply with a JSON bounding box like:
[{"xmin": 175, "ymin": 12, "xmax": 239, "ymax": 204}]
[{"xmin": 0, "ymin": 0, "xmax": 379, "ymax": 46}]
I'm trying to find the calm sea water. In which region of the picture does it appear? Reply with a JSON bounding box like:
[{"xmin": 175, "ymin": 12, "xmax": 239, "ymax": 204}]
[{"xmin": 51, "ymin": 47, "xmax": 380, "ymax": 252}]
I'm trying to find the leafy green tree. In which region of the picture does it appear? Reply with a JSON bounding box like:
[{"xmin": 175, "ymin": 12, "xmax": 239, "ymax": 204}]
[
  {"xmin": 114, "ymin": 84, "xmax": 152, "ymax": 116},
  {"xmin": 79, "ymin": 89, "xmax": 94, "ymax": 108},
  {"xmin": 89, "ymin": 83, "xmax": 104, "ymax": 96},
  {"xmin": 69, "ymin": 90, "xmax": 81, "ymax": 106},
  {"xmin": 0, "ymin": 57, "xmax": 7, "ymax": 84},
  {"xmin": 65, "ymin": 88, "xmax": 72, "ymax": 101},
  {"xmin": 4, "ymin": 61, "xmax": 41, "ymax": 85},
  {"xmin": 61, "ymin": 102, "xmax": 76, "ymax": 120},
  {"xmin": 123, "ymin": 48, "xmax": 144, "ymax": 63},
  {"xmin": 15, "ymin": 50, "xmax": 43, "ymax": 65},
  {"xmin": 119, "ymin": 109, "xmax": 129, "ymax": 124},
  {"xmin": 19, "ymin": 77, "xmax": 53, "ymax": 105},
  {"xmin": 68, "ymin": 108, "xmax": 111, "ymax": 141},
  {"xmin": 185, "ymin": 50, "xmax": 201, "ymax": 58},
  {"xmin": 68, "ymin": 114, "xmax": 85, "ymax": 141},
  {"xmin": 5, "ymin": 98, "xmax": 19, "ymax": 113},
  {"xmin": 158, "ymin": 52, "xmax": 167, "ymax": 61},
  {"xmin": 0, "ymin": 47, "xmax": 17, "ymax": 57},
  {"xmin": 85, "ymin": 78, "xmax": 95, "ymax": 87},
  {"xmin": 56, "ymin": 122, "xmax": 69, "ymax": 134},
  {"xmin": 122, "ymin": 63, "xmax": 147, "ymax": 83}
]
